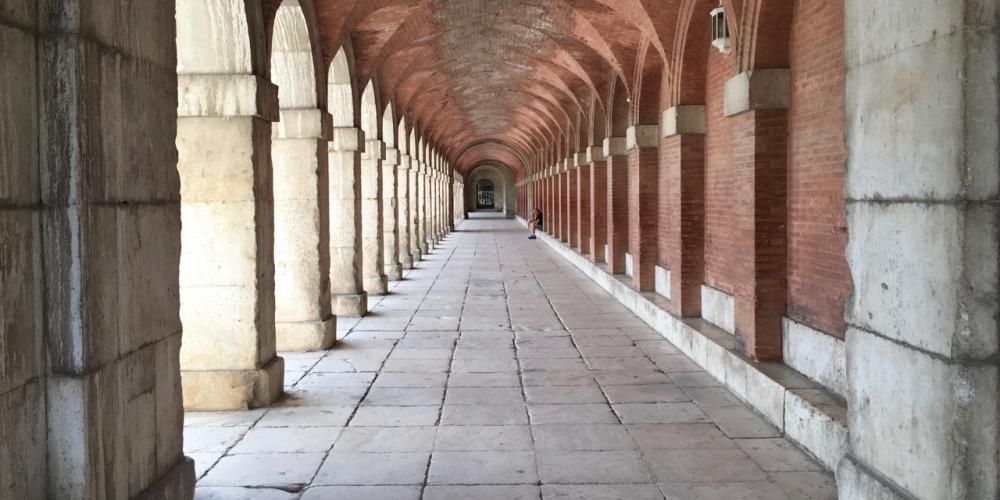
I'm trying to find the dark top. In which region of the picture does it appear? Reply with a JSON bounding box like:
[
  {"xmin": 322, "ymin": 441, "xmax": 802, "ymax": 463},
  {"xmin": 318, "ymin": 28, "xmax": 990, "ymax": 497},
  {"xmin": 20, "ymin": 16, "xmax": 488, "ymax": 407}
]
[{"xmin": 535, "ymin": 212, "xmax": 543, "ymax": 225}]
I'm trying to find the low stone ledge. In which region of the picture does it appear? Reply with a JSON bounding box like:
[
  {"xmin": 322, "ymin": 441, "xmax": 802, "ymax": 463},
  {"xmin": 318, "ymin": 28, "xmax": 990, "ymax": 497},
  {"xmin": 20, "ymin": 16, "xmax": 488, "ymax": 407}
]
[{"xmin": 518, "ymin": 216, "xmax": 848, "ymax": 472}]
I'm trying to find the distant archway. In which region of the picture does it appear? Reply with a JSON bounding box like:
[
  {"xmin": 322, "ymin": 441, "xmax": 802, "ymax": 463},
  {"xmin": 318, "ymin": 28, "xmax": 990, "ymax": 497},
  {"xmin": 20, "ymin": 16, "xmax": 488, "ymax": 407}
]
[
  {"xmin": 476, "ymin": 179, "xmax": 496, "ymax": 209},
  {"xmin": 465, "ymin": 163, "xmax": 516, "ymax": 217}
]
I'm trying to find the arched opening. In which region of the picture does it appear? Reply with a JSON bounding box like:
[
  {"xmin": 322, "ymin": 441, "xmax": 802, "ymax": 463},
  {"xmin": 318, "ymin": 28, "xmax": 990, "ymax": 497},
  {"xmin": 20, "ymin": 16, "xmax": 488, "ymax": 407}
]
[
  {"xmin": 175, "ymin": 0, "xmax": 284, "ymax": 410},
  {"xmin": 476, "ymin": 179, "xmax": 497, "ymax": 209},
  {"xmin": 269, "ymin": 0, "xmax": 334, "ymax": 352},
  {"xmin": 465, "ymin": 163, "xmax": 516, "ymax": 218}
]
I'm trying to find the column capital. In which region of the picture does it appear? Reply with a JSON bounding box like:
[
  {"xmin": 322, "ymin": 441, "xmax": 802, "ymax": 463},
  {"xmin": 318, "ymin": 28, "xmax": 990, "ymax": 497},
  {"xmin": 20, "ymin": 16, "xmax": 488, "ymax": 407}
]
[
  {"xmin": 330, "ymin": 127, "xmax": 364, "ymax": 152},
  {"xmin": 384, "ymin": 147, "xmax": 400, "ymax": 166},
  {"xmin": 362, "ymin": 139, "xmax": 385, "ymax": 160},
  {"xmin": 663, "ymin": 105, "xmax": 707, "ymax": 137},
  {"xmin": 177, "ymin": 74, "xmax": 278, "ymax": 121},
  {"xmin": 626, "ymin": 125, "xmax": 659, "ymax": 150},
  {"xmin": 724, "ymin": 69, "xmax": 790, "ymax": 117},
  {"xmin": 603, "ymin": 137, "xmax": 628, "ymax": 157},
  {"xmin": 274, "ymin": 108, "xmax": 333, "ymax": 140},
  {"xmin": 574, "ymin": 151, "xmax": 588, "ymax": 167},
  {"xmin": 585, "ymin": 145, "xmax": 605, "ymax": 163}
]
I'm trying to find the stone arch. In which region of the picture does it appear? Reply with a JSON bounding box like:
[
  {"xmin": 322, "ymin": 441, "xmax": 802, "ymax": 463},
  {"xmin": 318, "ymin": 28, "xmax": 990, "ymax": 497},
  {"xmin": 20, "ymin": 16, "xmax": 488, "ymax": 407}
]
[
  {"xmin": 328, "ymin": 46, "xmax": 357, "ymax": 127},
  {"xmin": 175, "ymin": 0, "xmax": 284, "ymax": 410},
  {"xmin": 270, "ymin": 0, "xmax": 322, "ymax": 109},
  {"xmin": 465, "ymin": 163, "xmax": 517, "ymax": 218},
  {"xmin": 270, "ymin": 0, "xmax": 336, "ymax": 352},
  {"xmin": 176, "ymin": 0, "xmax": 268, "ymax": 76}
]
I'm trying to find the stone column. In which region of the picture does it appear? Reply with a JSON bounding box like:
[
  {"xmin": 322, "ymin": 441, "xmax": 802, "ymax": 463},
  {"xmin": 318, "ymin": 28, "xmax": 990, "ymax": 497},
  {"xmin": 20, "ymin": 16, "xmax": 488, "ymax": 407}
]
[
  {"xmin": 361, "ymin": 139, "xmax": 388, "ymax": 295},
  {"xmin": 424, "ymin": 167, "xmax": 436, "ymax": 249},
  {"xmin": 575, "ymin": 151, "xmax": 592, "ymax": 254},
  {"xmin": 837, "ymin": 2, "xmax": 999, "ymax": 498},
  {"xmin": 382, "ymin": 147, "xmax": 402, "ymax": 280},
  {"xmin": 589, "ymin": 147, "xmax": 608, "ymax": 263},
  {"xmin": 19, "ymin": 2, "xmax": 195, "ymax": 495},
  {"xmin": 409, "ymin": 160, "xmax": 423, "ymax": 261},
  {"xmin": 627, "ymin": 125, "xmax": 659, "ymax": 291},
  {"xmin": 272, "ymin": 108, "xmax": 337, "ymax": 351},
  {"xmin": 417, "ymin": 160, "xmax": 430, "ymax": 254},
  {"xmin": 177, "ymin": 75, "xmax": 284, "ymax": 411},
  {"xmin": 725, "ymin": 70, "xmax": 789, "ymax": 361},
  {"xmin": 328, "ymin": 127, "xmax": 368, "ymax": 316},
  {"xmin": 605, "ymin": 137, "xmax": 629, "ymax": 273},
  {"xmin": 662, "ymin": 106, "xmax": 706, "ymax": 317},
  {"xmin": 398, "ymin": 154, "xmax": 414, "ymax": 269}
]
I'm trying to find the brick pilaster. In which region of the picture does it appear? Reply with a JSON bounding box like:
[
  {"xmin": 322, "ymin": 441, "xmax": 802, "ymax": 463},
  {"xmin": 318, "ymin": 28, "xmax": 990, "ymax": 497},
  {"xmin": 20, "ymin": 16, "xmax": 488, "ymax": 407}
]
[
  {"xmin": 605, "ymin": 137, "xmax": 629, "ymax": 274},
  {"xmin": 726, "ymin": 71, "xmax": 790, "ymax": 361}
]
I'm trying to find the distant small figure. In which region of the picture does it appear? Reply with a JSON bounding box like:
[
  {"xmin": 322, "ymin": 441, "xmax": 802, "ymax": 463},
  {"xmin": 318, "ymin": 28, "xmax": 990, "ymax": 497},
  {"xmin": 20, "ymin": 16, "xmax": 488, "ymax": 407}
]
[{"xmin": 529, "ymin": 208, "xmax": 543, "ymax": 239}]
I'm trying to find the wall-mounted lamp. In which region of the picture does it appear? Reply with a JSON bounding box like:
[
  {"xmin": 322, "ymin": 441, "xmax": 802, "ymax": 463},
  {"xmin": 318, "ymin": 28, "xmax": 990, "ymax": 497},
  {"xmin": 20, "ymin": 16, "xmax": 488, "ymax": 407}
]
[{"xmin": 710, "ymin": 4, "xmax": 731, "ymax": 54}]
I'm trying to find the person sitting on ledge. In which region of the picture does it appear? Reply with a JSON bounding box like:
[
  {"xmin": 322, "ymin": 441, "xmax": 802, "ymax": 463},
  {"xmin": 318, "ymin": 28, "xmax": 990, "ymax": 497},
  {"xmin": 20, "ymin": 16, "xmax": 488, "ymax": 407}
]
[{"xmin": 529, "ymin": 208, "xmax": 543, "ymax": 239}]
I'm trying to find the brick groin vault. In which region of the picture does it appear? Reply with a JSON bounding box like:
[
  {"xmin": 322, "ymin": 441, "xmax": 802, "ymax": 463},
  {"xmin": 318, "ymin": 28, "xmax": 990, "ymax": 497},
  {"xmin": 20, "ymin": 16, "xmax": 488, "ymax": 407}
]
[{"xmin": 2, "ymin": 1, "xmax": 997, "ymax": 499}]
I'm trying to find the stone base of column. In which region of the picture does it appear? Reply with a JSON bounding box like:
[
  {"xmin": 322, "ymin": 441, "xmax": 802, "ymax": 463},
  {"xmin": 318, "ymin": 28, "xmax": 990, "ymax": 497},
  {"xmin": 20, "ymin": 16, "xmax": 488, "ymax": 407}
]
[
  {"xmin": 385, "ymin": 263, "xmax": 403, "ymax": 281},
  {"xmin": 136, "ymin": 456, "xmax": 195, "ymax": 500},
  {"xmin": 364, "ymin": 274, "xmax": 389, "ymax": 295},
  {"xmin": 332, "ymin": 292, "xmax": 368, "ymax": 317},
  {"xmin": 400, "ymin": 252, "xmax": 414, "ymax": 270},
  {"xmin": 276, "ymin": 316, "xmax": 336, "ymax": 352},
  {"xmin": 420, "ymin": 242, "xmax": 430, "ymax": 254},
  {"xmin": 181, "ymin": 356, "xmax": 284, "ymax": 411},
  {"xmin": 837, "ymin": 455, "xmax": 907, "ymax": 500},
  {"xmin": 411, "ymin": 248, "xmax": 423, "ymax": 262}
]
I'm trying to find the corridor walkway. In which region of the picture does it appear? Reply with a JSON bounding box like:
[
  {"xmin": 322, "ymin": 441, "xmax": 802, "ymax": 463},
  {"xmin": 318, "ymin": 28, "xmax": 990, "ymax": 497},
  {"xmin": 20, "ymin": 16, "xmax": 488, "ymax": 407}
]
[{"xmin": 183, "ymin": 219, "xmax": 836, "ymax": 500}]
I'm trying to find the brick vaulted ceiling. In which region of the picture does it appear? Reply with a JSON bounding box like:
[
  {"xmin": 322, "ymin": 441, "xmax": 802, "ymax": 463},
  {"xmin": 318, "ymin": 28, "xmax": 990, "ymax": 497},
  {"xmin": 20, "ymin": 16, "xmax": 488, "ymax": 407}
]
[{"xmin": 269, "ymin": 0, "xmax": 717, "ymax": 176}]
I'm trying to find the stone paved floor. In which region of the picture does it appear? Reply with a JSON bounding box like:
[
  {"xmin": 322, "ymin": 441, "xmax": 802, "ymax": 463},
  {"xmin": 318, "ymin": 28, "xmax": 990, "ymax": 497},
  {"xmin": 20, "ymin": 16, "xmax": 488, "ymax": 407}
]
[{"xmin": 184, "ymin": 218, "xmax": 837, "ymax": 500}]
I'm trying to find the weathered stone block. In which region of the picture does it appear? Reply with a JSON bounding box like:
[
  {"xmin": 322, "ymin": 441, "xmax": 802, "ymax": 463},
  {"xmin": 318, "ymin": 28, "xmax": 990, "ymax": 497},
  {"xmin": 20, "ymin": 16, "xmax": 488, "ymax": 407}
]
[
  {"xmin": 176, "ymin": 117, "xmax": 264, "ymax": 203},
  {"xmin": 836, "ymin": 456, "xmax": 907, "ymax": 500},
  {"xmin": 43, "ymin": 204, "xmax": 121, "ymax": 374},
  {"xmin": 785, "ymin": 388, "xmax": 847, "ymax": 471},
  {"xmin": 177, "ymin": 75, "xmax": 278, "ymax": 121},
  {"xmin": 846, "ymin": 202, "xmax": 997, "ymax": 358},
  {"xmin": 178, "ymin": 202, "xmax": 260, "ymax": 287},
  {"xmin": 845, "ymin": 29, "xmax": 997, "ymax": 200},
  {"xmin": 782, "ymin": 317, "xmax": 847, "ymax": 397},
  {"xmin": 181, "ymin": 355, "xmax": 284, "ymax": 411},
  {"xmin": 0, "ymin": 22, "xmax": 38, "ymax": 205},
  {"xmin": 154, "ymin": 333, "xmax": 184, "ymax": 477},
  {"xmin": 724, "ymin": 69, "xmax": 790, "ymax": 116},
  {"xmin": 847, "ymin": 328, "xmax": 998, "ymax": 498},
  {"xmin": 179, "ymin": 286, "xmax": 269, "ymax": 370},
  {"xmin": 117, "ymin": 205, "xmax": 183, "ymax": 352},
  {"xmin": 700, "ymin": 285, "xmax": 734, "ymax": 334},
  {"xmin": 0, "ymin": 211, "xmax": 43, "ymax": 394},
  {"xmin": 0, "ymin": 382, "xmax": 45, "ymax": 500}
]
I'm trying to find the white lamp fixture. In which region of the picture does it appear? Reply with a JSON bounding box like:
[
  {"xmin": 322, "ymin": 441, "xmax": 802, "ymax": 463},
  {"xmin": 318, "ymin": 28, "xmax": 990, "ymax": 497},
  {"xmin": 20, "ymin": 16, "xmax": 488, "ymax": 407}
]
[{"xmin": 710, "ymin": 5, "xmax": 731, "ymax": 54}]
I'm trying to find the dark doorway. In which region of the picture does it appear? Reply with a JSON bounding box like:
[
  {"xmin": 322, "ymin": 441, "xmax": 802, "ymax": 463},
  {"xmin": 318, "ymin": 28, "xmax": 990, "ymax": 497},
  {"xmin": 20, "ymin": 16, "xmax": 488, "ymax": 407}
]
[{"xmin": 476, "ymin": 179, "xmax": 496, "ymax": 209}]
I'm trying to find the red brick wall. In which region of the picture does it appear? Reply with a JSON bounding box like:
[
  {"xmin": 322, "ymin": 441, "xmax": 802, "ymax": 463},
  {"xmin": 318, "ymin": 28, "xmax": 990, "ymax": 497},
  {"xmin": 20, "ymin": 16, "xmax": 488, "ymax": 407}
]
[
  {"xmin": 703, "ymin": 49, "xmax": 738, "ymax": 294},
  {"xmin": 628, "ymin": 146, "xmax": 659, "ymax": 290},
  {"xmin": 606, "ymin": 155, "xmax": 629, "ymax": 273},
  {"xmin": 590, "ymin": 160, "xmax": 608, "ymax": 262},
  {"xmin": 787, "ymin": 0, "xmax": 849, "ymax": 338}
]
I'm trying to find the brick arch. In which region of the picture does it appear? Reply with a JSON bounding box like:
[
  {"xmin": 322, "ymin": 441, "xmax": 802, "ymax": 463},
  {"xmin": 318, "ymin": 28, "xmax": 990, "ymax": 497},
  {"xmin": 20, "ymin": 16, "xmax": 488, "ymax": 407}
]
[
  {"xmin": 631, "ymin": 38, "xmax": 664, "ymax": 126},
  {"xmin": 453, "ymin": 141, "xmax": 531, "ymax": 177}
]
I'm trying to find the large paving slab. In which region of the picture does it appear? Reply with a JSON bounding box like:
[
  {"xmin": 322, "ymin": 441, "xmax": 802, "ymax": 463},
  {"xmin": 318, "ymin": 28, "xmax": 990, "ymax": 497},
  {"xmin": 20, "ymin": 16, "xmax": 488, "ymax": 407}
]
[{"xmin": 185, "ymin": 218, "xmax": 836, "ymax": 499}]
